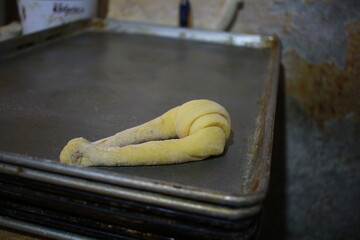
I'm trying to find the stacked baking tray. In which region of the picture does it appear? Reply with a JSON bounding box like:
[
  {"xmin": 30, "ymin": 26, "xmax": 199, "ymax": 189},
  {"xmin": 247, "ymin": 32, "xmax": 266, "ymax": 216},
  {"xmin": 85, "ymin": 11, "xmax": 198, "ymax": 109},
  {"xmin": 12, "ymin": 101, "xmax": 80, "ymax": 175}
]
[{"xmin": 0, "ymin": 19, "xmax": 279, "ymax": 239}]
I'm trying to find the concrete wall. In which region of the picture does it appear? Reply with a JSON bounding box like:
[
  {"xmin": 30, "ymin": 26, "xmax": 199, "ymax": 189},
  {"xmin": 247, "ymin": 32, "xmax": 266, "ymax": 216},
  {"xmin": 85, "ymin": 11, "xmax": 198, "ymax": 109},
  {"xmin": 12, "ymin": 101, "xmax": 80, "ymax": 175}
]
[{"xmin": 231, "ymin": 1, "xmax": 360, "ymax": 239}]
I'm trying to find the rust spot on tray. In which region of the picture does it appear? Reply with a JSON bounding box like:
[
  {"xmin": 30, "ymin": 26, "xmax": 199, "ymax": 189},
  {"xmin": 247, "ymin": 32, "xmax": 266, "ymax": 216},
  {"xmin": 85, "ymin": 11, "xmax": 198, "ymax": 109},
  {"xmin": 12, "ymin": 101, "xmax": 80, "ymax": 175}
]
[
  {"xmin": 249, "ymin": 177, "xmax": 260, "ymax": 193},
  {"xmin": 244, "ymin": 40, "xmax": 279, "ymax": 194},
  {"xmin": 91, "ymin": 19, "xmax": 107, "ymax": 29},
  {"xmin": 16, "ymin": 167, "xmax": 24, "ymax": 174},
  {"xmin": 285, "ymin": 19, "xmax": 360, "ymax": 126}
]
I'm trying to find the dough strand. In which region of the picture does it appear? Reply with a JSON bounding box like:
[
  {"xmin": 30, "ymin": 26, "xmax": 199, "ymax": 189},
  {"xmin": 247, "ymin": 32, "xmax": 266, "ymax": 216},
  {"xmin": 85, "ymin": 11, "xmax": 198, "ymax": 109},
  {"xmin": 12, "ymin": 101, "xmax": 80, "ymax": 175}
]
[{"xmin": 60, "ymin": 99, "xmax": 231, "ymax": 166}]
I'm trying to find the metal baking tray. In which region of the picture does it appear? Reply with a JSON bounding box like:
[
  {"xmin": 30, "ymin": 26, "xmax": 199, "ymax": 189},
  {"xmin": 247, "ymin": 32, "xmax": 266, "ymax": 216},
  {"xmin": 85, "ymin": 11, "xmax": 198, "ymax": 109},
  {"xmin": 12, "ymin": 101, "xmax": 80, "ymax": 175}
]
[
  {"xmin": 0, "ymin": 173, "xmax": 259, "ymax": 231},
  {"xmin": 0, "ymin": 160, "xmax": 260, "ymax": 220},
  {"xmin": 0, "ymin": 19, "xmax": 279, "ymax": 216},
  {"xmin": 0, "ymin": 174, "xmax": 259, "ymax": 239}
]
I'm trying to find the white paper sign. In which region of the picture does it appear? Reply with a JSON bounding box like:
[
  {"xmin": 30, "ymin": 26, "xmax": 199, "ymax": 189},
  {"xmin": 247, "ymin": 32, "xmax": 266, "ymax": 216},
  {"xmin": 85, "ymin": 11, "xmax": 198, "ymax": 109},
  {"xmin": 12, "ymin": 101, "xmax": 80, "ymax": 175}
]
[{"xmin": 17, "ymin": 0, "xmax": 97, "ymax": 34}]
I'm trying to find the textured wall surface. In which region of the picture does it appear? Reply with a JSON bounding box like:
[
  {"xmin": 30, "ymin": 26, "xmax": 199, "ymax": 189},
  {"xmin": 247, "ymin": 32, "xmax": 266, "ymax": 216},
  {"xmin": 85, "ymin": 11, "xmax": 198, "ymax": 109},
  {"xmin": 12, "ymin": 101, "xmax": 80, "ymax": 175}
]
[
  {"xmin": 107, "ymin": 0, "xmax": 227, "ymax": 29},
  {"xmin": 107, "ymin": 1, "xmax": 360, "ymax": 239},
  {"xmin": 232, "ymin": 0, "xmax": 360, "ymax": 124},
  {"xmin": 231, "ymin": 1, "xmax": 360, "ymax": 239}
]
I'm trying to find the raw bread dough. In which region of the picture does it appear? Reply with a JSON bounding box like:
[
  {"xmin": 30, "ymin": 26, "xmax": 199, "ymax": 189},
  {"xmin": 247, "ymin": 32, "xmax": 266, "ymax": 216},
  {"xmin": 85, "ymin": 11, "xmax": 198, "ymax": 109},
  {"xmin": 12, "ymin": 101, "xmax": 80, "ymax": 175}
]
[{"xmin": 60, "ymin": 99, "xmax": 231, "ymax": 166}]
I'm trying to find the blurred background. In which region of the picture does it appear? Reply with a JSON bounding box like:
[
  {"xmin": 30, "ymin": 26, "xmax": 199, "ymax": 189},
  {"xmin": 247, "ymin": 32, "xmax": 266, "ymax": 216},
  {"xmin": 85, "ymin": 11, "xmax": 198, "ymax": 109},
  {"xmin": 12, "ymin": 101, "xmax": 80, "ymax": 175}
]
[{"xmin": 0, "ymin": 0, "xmax": 359, "ymax": 239}]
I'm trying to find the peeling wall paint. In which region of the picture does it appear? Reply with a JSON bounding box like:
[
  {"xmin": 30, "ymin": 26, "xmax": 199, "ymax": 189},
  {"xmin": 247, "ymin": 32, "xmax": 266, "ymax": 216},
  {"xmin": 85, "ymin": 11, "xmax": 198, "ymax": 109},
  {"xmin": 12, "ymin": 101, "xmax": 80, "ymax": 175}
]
[
  {"xmin": 285, "ymin": 20, "xmax": 360, "ymax": 125},
  {"xmin": 272, "ymin": 0, "xmax": 360, "ymax": 67},
  {"xmin": 233, "ymin": 0, "xmax": 360, "ymax": 67},
  {"xmin": 232, "ymin": 0, "xmax": 360, "ymax": 124}
]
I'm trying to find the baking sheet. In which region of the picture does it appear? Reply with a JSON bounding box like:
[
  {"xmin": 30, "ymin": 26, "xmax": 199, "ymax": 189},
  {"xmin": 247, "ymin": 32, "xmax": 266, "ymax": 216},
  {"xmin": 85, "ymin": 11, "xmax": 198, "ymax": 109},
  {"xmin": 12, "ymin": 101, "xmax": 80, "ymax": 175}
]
[
  {"xmin": 0, "ymin": 20, "xmax": 279, "ymax": 208},
  {"xmin": 0, "ymin": 174, "xmax": 259, "ymax": 239}
]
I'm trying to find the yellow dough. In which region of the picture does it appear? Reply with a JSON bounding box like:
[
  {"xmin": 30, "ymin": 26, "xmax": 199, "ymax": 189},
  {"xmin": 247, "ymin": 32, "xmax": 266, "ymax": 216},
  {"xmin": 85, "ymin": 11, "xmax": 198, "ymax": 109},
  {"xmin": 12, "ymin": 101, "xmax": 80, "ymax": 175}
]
[{"xmin": 60, "ymin": 99, "xmax": 231, "ymax": 166}]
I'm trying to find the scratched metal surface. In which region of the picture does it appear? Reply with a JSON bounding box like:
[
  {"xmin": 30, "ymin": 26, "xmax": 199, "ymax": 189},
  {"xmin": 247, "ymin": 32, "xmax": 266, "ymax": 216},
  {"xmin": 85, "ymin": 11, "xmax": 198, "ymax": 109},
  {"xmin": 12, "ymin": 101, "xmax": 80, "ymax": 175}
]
[{"xmin": 0, "ymin": 21, "xmax": 277, "ymax": 206}]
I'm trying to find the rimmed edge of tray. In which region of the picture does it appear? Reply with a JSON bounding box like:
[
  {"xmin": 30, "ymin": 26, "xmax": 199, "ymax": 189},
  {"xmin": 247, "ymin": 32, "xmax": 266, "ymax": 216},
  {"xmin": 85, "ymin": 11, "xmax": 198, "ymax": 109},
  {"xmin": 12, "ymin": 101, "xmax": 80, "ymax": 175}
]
[
  {"xmin": 0, "ymin": 18, "xmax": 280, "ymax": 209},
  {"xmin": 0, "ymin": 160, "xmax": 261, "ymax": 220}
]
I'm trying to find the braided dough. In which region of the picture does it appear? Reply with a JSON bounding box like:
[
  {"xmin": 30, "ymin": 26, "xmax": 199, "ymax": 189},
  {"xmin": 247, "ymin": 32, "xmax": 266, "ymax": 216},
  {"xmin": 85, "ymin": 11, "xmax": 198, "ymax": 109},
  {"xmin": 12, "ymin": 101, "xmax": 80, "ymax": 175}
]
[{"xmin": 60, "ymin": 99, "xmax": 231, "ymax": 166}]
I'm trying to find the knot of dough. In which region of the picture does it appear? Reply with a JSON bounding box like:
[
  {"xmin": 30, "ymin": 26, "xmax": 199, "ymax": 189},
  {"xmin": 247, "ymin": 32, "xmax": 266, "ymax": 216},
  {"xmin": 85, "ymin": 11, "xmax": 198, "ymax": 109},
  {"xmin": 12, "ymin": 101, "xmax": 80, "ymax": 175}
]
[
  {"xmin": 175, "ymin": 99, "xmax": 231, "ymax": 140},
  {"xmin": 60, "ymin": 99, "xmax": 231, "ymax": 166}
]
